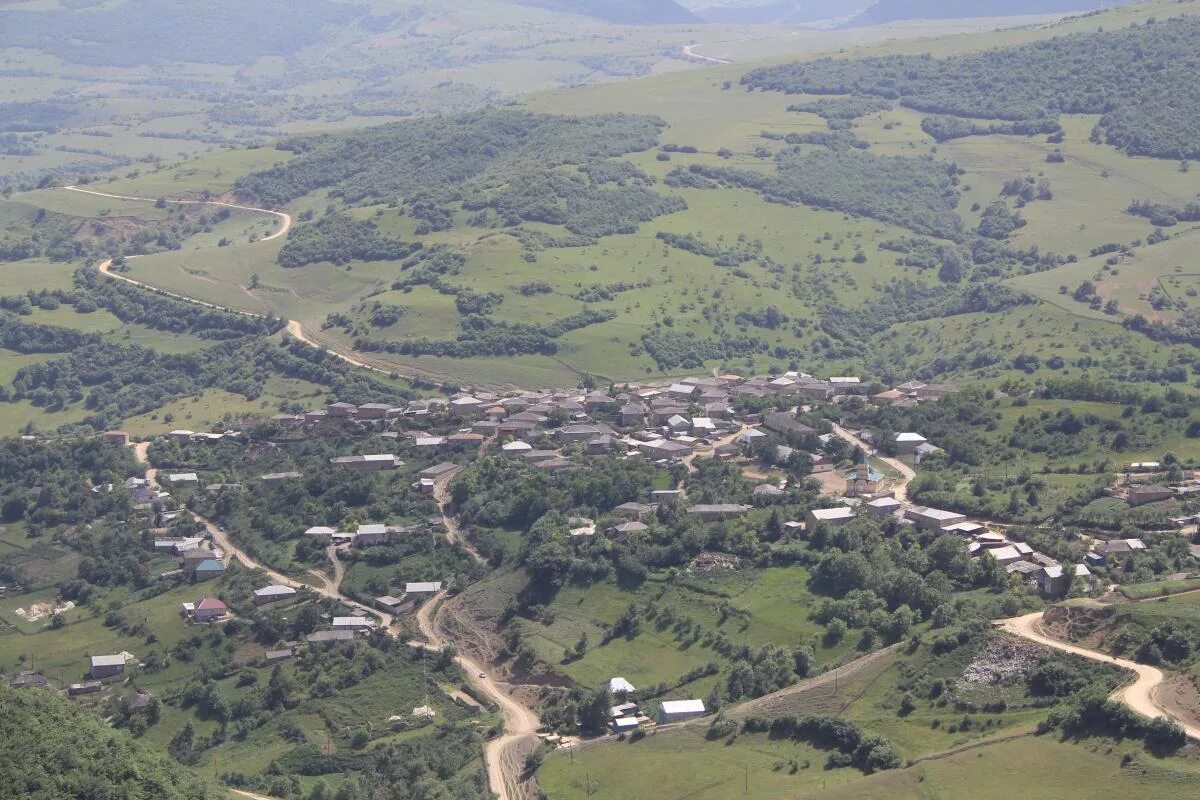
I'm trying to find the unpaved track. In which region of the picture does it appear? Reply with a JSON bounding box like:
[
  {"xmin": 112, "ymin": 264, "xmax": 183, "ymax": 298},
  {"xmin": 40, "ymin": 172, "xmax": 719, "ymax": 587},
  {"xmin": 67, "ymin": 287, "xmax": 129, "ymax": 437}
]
[
  {"xmin": 412, "ymin": 489, "xmax": 540, "ymax": 800},
  {"xmin": 131, "ymin": 443, "xmax": 386, "ymax": 625},
  {"xmin": 682, "ymin": 44, "xmax": 733, "ymax": 64},
  {"xmin": 64, "ymin": 186, "xmax": 292, "ymax": 240},
  {"xmin": 137, "ymin": 439, "xmax": 536, "ymax": 799},
  {"xmin": 831, "ymin": 422, "xmax": 916, "ymax": 501},
  {"xmin": 1000, "ymin": 611, "xmax": 1200, "ymax": 740},
  {"xmin": 68, "ymin": 187, "xmax": 448, "ymax": 384}
]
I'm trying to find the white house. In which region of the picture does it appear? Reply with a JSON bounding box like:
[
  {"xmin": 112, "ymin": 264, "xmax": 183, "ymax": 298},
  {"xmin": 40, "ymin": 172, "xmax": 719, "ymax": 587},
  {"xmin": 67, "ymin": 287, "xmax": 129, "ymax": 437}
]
[{"xmin": 658, "ymin": 699, "xmax": 706, "ymax": 724}]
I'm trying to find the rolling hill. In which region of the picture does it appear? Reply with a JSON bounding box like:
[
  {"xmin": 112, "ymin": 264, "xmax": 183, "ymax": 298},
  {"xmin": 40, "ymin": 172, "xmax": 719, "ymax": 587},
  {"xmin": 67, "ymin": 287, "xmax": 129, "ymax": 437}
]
[
  {"xmin": 516, "ymin": 0, "xmax": 700, "ymax": 23},
  {"xmin": 844, "ymin": 0, "xmax": 1136, "ymax": 25}
]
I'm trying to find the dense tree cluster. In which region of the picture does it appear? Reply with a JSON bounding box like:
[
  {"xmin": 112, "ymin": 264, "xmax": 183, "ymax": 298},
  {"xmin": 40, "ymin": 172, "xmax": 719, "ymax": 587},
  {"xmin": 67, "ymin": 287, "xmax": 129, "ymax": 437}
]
[
  {"xmin": 0, "ymin": 685, "xmax": 216, "ymax": 799},
  {"xmin": 787, "ymin": 95, "xmax": 892, "ymax": 120},
  {"xmin": 277, "ymin": 212, "xmax": 422, "ymax": 267},
  {"xmin": 235, "ymin": 109, "xmax": 667, "ymax": 207},
  {"xmin": 358, "ymin": 308, "xmax": 615, "ymax": 359},
  {"xmin": 742, "ymin": 17, "xmax": 1200, "ymax": 159},
  {"xmin": 668, "ymin": 147, "xmax": 963, "ymax": 240},
  {"xmin": 0, "ymin": 437, "xmax": 137, "ymax": 526},
  {"xmin": 743, "ymin": 715, "xmax": 901, "ymax": 773}
]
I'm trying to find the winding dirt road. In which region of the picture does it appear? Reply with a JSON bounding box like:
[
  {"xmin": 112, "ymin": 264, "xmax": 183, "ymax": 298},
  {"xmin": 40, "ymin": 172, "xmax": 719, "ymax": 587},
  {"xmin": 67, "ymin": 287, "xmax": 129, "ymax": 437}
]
[
  {"xmin": 682, "ymin": 44, "xmax": 734, "ymax": 65},
  {"xmin": 134, "ymin": 440, "xmax": 537, "ymax": 799},
  {"xmin": 1000, "ymin": 611, "xmax": 1200, "ymax": 740},
  {"xmin": 64, "ymin": 186, "xmax": 293, "ymax": 241},
  {"xmin": 412, "ymin": 473, "xmax": 540, "ymax": 800}
]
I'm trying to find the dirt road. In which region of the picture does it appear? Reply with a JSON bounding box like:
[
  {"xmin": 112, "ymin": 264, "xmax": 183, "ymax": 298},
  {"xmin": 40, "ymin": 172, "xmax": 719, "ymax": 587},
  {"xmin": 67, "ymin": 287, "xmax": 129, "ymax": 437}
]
[
  {"xmin": 831, "ymin": 422, "xmax": 916, "ymax": 501},
  {"xmin": 130, "ymin": 441, "xmax": 390, "ymax": 623},
  {"xmin": 413, "ymin": 482, "xmax": 541, "ymax": 800},
  {"xmin": 1000, "ymin": 611, "xmax": 1200, "ymax": 740},
  {"xmin": 681, "ymin": 425, "xmax": 745, "ymax": 474},
  {"xmin": 682, "ymin": 44, "xmax": 733, "ymax": 65},
  {"xmin": 136, "ymin": 438, "xmax": 536, "ymax": 798},
  {"xmin": 64, "ymin": 186, "xmax": 292, "ymax": 241}
]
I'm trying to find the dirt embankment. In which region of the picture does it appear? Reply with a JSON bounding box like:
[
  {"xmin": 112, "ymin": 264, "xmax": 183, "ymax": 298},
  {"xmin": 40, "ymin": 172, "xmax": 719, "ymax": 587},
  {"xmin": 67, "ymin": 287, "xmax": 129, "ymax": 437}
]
[
  {"xmin": 1157, "ymin": 671, "xmax": 1200, "ymax": 733},
  {"xmin": 1041, "ymin": 603, "xmax": 1117, "ymax": 649}
]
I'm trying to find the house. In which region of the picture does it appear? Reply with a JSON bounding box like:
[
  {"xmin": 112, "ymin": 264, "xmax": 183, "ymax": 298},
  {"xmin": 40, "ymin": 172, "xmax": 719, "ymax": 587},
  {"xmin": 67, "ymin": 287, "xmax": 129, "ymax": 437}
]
[
  {"xmin": 447, "ymin": 432, "xmax": 485, "ymax": 449},
  {"xmin": 619, "ymin": 404, "xmax": 646, "ymax": 427},
  {"xmin": 88, "ymin": 654, "xmax": 126, "ymax": 679},
  {"xmin": 611, "ymin": 716, "xmax": 640, "ymax": 732},
  {"xmin": 332, "ymin": 616, "xmax": 377, "ymax": 629},
  {"xmin": 609, "ymin": 677, "xmax": 636, "ymax": 695},
  {"xmin": 376, "ymin": 595, "xmax": 413, "ymax": 614},
  {"xmin": 304, "ymin": 526, "xmax": 338, "ymax": 542},
  {"xmin": 651, "ymin": 489, "xmax": 684, "ymax": 505},
  {"xmin": 1126, "ymin": 485, "xmax": 1174, "ymax": 506},
  {"xmin": 356, "ymin": 403, "xmax": 394, "ymax": 420},
  {"xmin": 794, "ymin": 380, "xmax": 834, "ymax": 402},
  {"xmin": 169, "ymin": 429, "xmax": 195, "ymax": 443},
  {"xmin": 254, "ymin": 584, "xmax": 297, "ymax": 606},
  {"xmin": 405, "ymin": 581, "xmax": 443, "ymax": 598},
  {"xmin": 9, "ymin": 670, "xmax": 50, "ymax": 689},
  {"xmin": 687, "ymin": 504, "xmax": 751, "ymax": 521},
  {"xmin": 68, "ymin": 680, "xmax": 103, "ymax": 695},
  {"xmin": 449, "ymin": 396, "xmax": 485, "ymax": 417},
  {"xmin": 985, "ymin": 545, "xmax": 1027, "ymax": 567},
  {"xmin": 1036, "ymin": 564, "xmax": 1071, "ymax": 597},
  {"xmin": 1126, "ymin": 461, "xmax": 1162, "ymax": 473},
  {"xmin": 166, "ymin": 473, "xmax": 199, "ymax": 486},
  {"xmin": 866, "ymin": 496, "xmax": 903, "ymax": 517},
  {"xmin": 587, "ymin": 435, "xmax": 613, "ymax": 455},
  {"xmin": 327, "ymin": 401, "xmax": 358, "ymax": 417},
  {"xmin": 915, "ymin": 383, "xmax": 960, "ymax": 400},
  {"xmin": 904, "ymin": 506, "xmax": 966, "ymax": 532},
  {"xmin": 943, "ymin": 521, "xmax": 986, "ymax": 536},
  {"xmin": 893, "ymin": 432, "xmax": 928, "ymax": 455},
  {"xmin": 914, "ymin": 442, "xmax": 944, "ymax": 463},
  {"xmin": 307, "ymin": 630, "xmax": 356, "ymax": 644},
  {"xmin": 753, "ymin": 484, "xmax": 786, "ymax": 500},
  {"xmin": 194, "ymin": 559, "xmax": 225, "ymax": 581},
  {"xmin": 809, "ymin": 453, "xmax": 834, "ymax": 473},
  {"xmin": 330, "ymin": 454, "xmax": 401, "ymax": 471},
  {"xmin": 737, "ymin": 428, "xmax": 768, "ymax": 449},
  {"xmin": 419, "ymin": 463, "xmax": 459, "ymax": 482},
  {"xmin": 843, "ymin": 464, "xmax": 884, "ymax": 497},
  {"xmin": 103, "ymin": 431, "xmax": 131, "ymax": 445},
  {"xmin": 763, "ymin": 412, "xmax": 815, "ymax": 439},
  {"xmin": 612, "ymin": 520, "xmax": 649, "ymax": 534},
  {"xmin": 828, "ymin": 376, "xmax": 863, "ymax": 394},
  {"xmin": 1091, "ymin": 538, "xmax": 1147, "ymax": 563},
  {"xmin": 658, "ymin": 698, "xmax": 706, "ymax": 724},
  {"xmin": 501, "ymin": 441, "xmax": 533, "ymax": 455},
  {"xmin": 807, "ymin": 507, "xmax": 854, "ymax": 527},
  {"xmin": 192, "ymin": 597, "xmax": 228, "ymax": 622},
  {"xmin": 614, "ymin": 502, "xmax": 654, "ymax": 520},
  {"xmin": 451, "ymin": 690, "xmax": 483, "ymax": 715},
  {"xmin": 639, "ymin": 439, "xmax": 692, "ymax": 460},
  {"xmin": 354, "ymin": 523, "xmax": 389, "ymax": 547},
  {"xmin": 261, "ymin": 471, "xmax": 303, "ymax": 484},
  {"xmin": 265, "ymin": 647, "xmax": 296, "ymax": 664},
  {"xmin": 559, "ymin": 424, "xmax": 603, "ymax": 443}
]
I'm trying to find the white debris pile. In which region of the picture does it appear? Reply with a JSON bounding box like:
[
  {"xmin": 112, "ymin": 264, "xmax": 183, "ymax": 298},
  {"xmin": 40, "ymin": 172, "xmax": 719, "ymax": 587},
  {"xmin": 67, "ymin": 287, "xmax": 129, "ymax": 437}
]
[{"xmin": 960, "ymin": 637, "xmax": 1047, "ymax": 685}]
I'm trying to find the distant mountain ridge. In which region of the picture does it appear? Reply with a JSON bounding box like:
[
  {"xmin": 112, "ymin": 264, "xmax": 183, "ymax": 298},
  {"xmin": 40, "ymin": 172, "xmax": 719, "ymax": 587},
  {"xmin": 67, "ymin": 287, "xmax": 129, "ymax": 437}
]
[
  {"xmin": 844, "ymin": 0, "xmax": 1133, "ymax": 26},
  {"xmin": 692, "ymin": 1, "xmax": 868, "ymax": 23},
  {"xmin": 514, "ymin": 0, "xmax": 700, "ymax": 23}
]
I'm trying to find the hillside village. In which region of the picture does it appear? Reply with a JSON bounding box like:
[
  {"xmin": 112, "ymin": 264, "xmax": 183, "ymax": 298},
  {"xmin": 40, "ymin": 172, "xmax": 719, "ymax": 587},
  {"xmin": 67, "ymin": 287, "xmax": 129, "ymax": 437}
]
[{"xmin": 9, "ymin": 364, "xmax": 1200, "ymax": 779}]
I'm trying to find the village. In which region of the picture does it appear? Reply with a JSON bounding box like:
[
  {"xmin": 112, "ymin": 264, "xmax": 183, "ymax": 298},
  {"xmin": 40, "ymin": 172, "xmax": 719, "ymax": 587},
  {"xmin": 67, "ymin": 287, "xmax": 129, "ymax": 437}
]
[{"xmin": 14, "ymin": 367, "xmax": 1200, "ymax": 753}]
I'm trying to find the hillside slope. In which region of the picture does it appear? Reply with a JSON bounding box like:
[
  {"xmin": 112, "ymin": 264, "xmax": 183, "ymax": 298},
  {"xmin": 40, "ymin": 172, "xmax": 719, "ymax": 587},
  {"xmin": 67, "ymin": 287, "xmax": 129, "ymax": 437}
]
[
  {"xmin": 516, "ymin": 0, "xmax": 700, "ymax": 23},
  {"xmin": 0, "ymin": 684, "xmax": 215, "ymax": 800}
]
